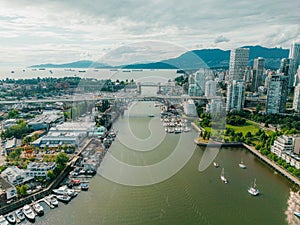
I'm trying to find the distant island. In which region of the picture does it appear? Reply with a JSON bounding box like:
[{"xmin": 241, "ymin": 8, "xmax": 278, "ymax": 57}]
[{"xmin": 29, "ymin": 45, "xmax": 289, "ymax": 70}]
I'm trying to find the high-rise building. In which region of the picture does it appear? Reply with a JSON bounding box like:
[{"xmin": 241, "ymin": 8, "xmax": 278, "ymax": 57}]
[
  {"xmin": 188, "ymin": 68, "xmax": 213, "ymax": 96},
  {"xmin": 252, "ymin": 57, "xmax": 265, "ymax": 92},
  {"xmin": 279, "ymin": 58, "xmax": 294, "ymax": 89},
  {"xmin": 293, "ymin": 84, "xmax": 300, "ymax": 112},
  {"xmin": 228, "ymin": 48, "xmax": 250, "ymax": 82},
  {"xmin": 266, "ymin": 74, "xmax": 288, "ymax": 114},
  {"xmin": 226, "ymin": 80, "xmax": 245, "ymax": 112},
  {"xmin": 289, "ymin": 42, "xmax": 300, "ymax": 86},
  {"xmin": 206, "ymin": 99, "xmax": 224, "ymax": 116},
  {"xmin": 205, "ymin": 80, "xmax": 216, "ymax": 97}
]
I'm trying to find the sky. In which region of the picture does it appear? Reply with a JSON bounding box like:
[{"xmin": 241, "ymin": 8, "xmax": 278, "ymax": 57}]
[{"xmin": 0, "ymin": 0, "xmax": 299, "ymax": 67}]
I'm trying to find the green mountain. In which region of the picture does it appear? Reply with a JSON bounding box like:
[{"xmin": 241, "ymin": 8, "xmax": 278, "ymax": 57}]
[{"xmin": 29, "ymin": 46, "xmax": 289, "ymax": 70}]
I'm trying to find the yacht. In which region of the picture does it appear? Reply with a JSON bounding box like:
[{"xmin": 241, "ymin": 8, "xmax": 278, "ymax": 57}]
[
  {"xmin": 56, "ymin": 194, "xmax": 71, "ymax": 203},
  {"xmin": 220, "ymin": 168, "xmax": 228, "ymax": 184},
  {"xmin": 32, "ymin": 202, "xmax": 44, "ymax": 215},
  {"xmin": 6, "ymin": 213, "xmax": 16, "ymax": 224},
  {"xmin": 15, "ymin": 209, "xmax": 25, "ymax": 221},
  {"xmin": 239, "ymin": 158, "xmax": 247, "ymax": 169},
  {"xmin": 46, "ymin": 195, "xmax": 59, "ymax": 207},
  {"xmin": 294, "ymin": 211, "xmax": 300, "ymax": 218},
  {"xmin": 22, "ymin": 204, "xmax": 35, "ymax": 221},
  {"xmin": 248, "ymin": 179, "xmax": 260, "ymax": 196},
  {"xmin": 0, "ymin": 215, "xmax": 8, "ymax": 225},
  {"xmin": 53, "ymin": 186, "xmax": 68, "ymax": 195}
]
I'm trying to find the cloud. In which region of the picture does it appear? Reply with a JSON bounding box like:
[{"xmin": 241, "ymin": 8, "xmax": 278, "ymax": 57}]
[
  {"xmin": 0, "ymin": 0, "xmax": 299, "ymax": 66},
  {"xmin": 214, "ymin": 35, "xmax": 230, "ymax": 44}
]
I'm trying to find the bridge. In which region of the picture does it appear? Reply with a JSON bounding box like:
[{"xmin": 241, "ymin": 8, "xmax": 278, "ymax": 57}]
[{"xmin": 0, "ymin": 95, "xmax": 224, "ymax": 105}]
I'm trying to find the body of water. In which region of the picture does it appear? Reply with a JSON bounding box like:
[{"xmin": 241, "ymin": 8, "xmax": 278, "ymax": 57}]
[{"xmin": 23, "ymin": 101, "xmax": 299, "ymax": 225}]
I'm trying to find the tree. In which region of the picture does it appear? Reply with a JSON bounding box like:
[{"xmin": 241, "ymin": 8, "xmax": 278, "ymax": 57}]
[
  {"xmin": 55, "ymin": 152, "xmax": 69, "ymax": 166},
  {"xmin": 17, "ymin": 185, "xmax": 28, "ymax": 197},
  {"xmin": 47, "ymin": 170, "xmax": 56, "ymax": 180}
]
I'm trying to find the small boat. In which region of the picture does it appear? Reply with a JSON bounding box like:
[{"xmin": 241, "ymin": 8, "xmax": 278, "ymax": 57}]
[
  {"xmin": 15, "ymin": 209, "xmax": 25, "ymax": 221},
  {"xmin": 6, "ymin": 213, "xmax": 16, "ymax": 224},
  {"xmin": 294, "ymin": 211, "xmax": 300, "ymax": 218},
  {"xmin": 22, "ymin": 204, "xmax": 35, "ymax": 221},
  {"xmin": 148, "ymin": 114, "xmax": 155, "ymax": 118},
  {"xmin": 220, "ymin": 168, "xmax": 228, "ymax": 184},
  {"xmin": 213, "ymin": 162, "xmax": 219, "ymax": 168},
  {"xmin": 56, "ymin": 194, "xmax": 71, "ymax": 203},
  {"xmin": 80, "ymin": 182, "xmax": 89, "ymax": 191},
  {"xmin": 46, "ymin": 196, "xmax": 59, "ymax": 207},
  {"xmin": 53, "ymin": 186, "xmax": 68, "ymax": 195},
  {"xmin": 239, "ymin": 158, "xmax": 247, "ymax": 169},
  {"xmin": 32, "ymin": 202, "xmax": 44, "ymax": 215},
  {"xmin": 183, "ymin": 127, "xmax": 191, "ymax": 132},
  {"xmin": 0, "ymin": 215, "xmax": 8, "ymax": 225},
  {"xmin": 78, "ymin": 70, "xmax": 86, "ymax": 72},
  {"xmin": 248, "ymin": 179, "xmax": 260, "ymax": 196}
]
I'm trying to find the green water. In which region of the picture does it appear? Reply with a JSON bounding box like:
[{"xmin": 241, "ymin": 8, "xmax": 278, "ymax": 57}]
[{"xmin": 34, "ymin": 101, "xmax": 299, "ymax": 225}]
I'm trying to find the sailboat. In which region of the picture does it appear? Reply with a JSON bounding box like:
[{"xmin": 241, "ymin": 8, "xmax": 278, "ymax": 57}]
[
  {"xmin": 248, "ymin": 179, "xmax": 260, "ymax": 196},
  {"xmin": 220, "ymin": 168, "xmax": 228, "ymax": 184},
  {"xmin": 239, "ymin": 158, "xmax": 247, "ymax": 169},
  {"xmin": 213, "ymin": 161, "xmax": 219, "ymax": 168}
]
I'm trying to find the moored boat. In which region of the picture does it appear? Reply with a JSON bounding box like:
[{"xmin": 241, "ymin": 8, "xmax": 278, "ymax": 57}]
[
  {"xmin": 22, "ymin": 204, "xmax": 35, "ymax": 221},
  {"xmin": 56, "ymin": 194, "xmax": 71, "ymax": 203},
  {"xmin": 32, "ymin": 202, "xmax": 44, "ymax": 215},
  {"xmin": 220, "ymin": 168, "xmax": 228, "ymax": 184},
  {"xmin": 80, "ymin": 182, "xmax": 89, "ymax": 191},
  {"xmin": 248, "ymin": 179, "xmax": 260, "ymax": 196},
  {"xmin": 46, "ymin": 195, "xmax": 59, "ymax": 207},
  {"xmin": 0, "ymin": 215, "xmax": 8, "ymax": 225},
  {"xmin": 6, "ymin": 213, "xmax": 16, "ymax": 224},
  {"xmin": 213, "ymin": 162, "xmax": 219, "ymax": 168},
  {"xmin": 239, "ymin": 158, "xmax": 247, "ymax": 169},
  {"xmin": 294, "ymin": 211, "xmax": 300, "ymax": 218},
  {"xmin": 15, "ymin": 209, "xmax": 25, "ymax": 221}
]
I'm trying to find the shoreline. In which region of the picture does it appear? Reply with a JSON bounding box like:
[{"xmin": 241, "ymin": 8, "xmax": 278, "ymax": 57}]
[{"xmin": 194, "ymin": 138, "xmax": 300, "ymax": 187}]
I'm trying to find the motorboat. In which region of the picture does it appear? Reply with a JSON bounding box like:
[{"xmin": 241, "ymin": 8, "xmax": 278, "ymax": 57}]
[
  {"xmin": 294, "ymin": 211, "xmax": 300, "ymax": 218},
  {"xmin": 66, "ymin": 188, "xmax": 78, "ymax": 198},
  {"xmin": 183, "ymin": 127, "xmax": 191, "ymax": 132},
  {"xmin": 56, "ymin": 194, "xmax": 71, "ymax": 203},
  {"xmin": 15, "ymin": 209, "xmax": 25, "ymax": 221},
  {"xmin": 0, "ymin": 215, "xmax": 8, "ymax": 225},
  {"xmin": 220, "ymin": 168, "xmax": 228, "ymax": 184},
  {"xmin": 80, "ymin": 182, "xmax": 89, "ymax": 191},
  {"xmin": 239, "ymin": 158, "xmax": 247, "ymax": 169},
  {"xmin": 6, "ymin": 213, "xmax": 16, "ymax": 224},
  {"xmin": 22, "ymin": 204, "xmax": 35, "ymax": 221},
  {"xmin": 248, "ymin": 179, "xmax": 260, "ymax": 196},
  {"xmin": 213, "ymin": 162, "xmax": 219, "ymax": 168},
  {"xmin": 46, "ymin": 195, "xmax": 59, "ymax": 207},
  {"xmin": 53, "ymin": 186, "xmax": 68, "ymax": 195},
  {"xmin": 32, "ymin": 202, "xmax": 44, "ymax": 215}
]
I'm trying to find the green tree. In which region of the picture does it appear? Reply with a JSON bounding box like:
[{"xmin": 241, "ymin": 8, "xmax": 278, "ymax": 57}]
[
  {"xmin": 55, "ymin": 152, "xmax": 69, "ymax": 166},
  {"xmin": 47, "ymin": 170, "xmax": 56, "ymax": 180}
]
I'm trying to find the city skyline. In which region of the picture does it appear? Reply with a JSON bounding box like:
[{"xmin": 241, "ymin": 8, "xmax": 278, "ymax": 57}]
[{"xmin": 0, "ymin": 0, "xmax": 299, "ymax": 67}]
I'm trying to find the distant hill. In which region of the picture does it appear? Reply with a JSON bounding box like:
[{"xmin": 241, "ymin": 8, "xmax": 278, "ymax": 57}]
[
  {"xmin": 29, "ymin": 46, "xmax": 289, "ymax": 70},
  {"xmin": 29, "ymin": 60, "xmax": 110, "ymax": 68}
]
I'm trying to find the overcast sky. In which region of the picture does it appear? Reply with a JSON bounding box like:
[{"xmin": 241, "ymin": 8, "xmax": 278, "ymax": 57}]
[{"xmin": 0, "ymin": 0, "xmax": 299, "ymax": 67}]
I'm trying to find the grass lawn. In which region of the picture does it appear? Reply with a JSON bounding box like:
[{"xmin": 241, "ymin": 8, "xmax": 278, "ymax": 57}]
[{"xmin": 226, "ymin": 120, "xmax": 259, "ymax": 135}]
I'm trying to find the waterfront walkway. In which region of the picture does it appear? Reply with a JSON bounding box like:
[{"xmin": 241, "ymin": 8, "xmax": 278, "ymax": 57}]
[{"xmin": 242, "ymin": 143, "xmax": 300, "ymax": 186}]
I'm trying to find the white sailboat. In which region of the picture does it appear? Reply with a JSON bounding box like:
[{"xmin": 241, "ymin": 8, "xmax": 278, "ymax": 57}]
[
  {"xmin": 213, "ymin": 162, "xmax": 219, "ymax": 168},
  {"xmin": 220, "ymin": 168, "xmax": 228, "ymax": 184},
  {"xmin": 239, "ymin": 158, "xmax": 247, "ymax": 169},
  {"xmin": 248, "ymin": 179, "xmax": 260, "ymax": 196}
]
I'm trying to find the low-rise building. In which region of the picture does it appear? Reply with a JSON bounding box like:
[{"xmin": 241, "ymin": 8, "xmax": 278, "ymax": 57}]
[
  {"xmin": 1, "ymin": 166, "xmax": 34, "ymax": 186},
  {"xmin": 271, "ymin": 135, "xmax": 300, "ymax": 169},
  {"xmin": 25, "ymin": 162, "xmax": 56, "ymax": 177},
  {"xmin": 0, "ymin": 176, "xmax": 17, "ymax": 205}
]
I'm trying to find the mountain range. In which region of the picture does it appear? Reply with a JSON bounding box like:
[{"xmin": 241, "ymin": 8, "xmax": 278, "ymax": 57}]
[{"xmin": 30, "ymin": 45, "xmax": 289, "ymax": 70}]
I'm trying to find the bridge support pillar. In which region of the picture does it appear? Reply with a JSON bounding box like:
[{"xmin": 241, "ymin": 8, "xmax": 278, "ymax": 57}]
[
  {"xmin": 137, "ymin": 82, "xmax": 141, "ymax": 94},
  {"xmin": 157, "ymin": 82, "xmax": 161, "ymax": 94}
]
